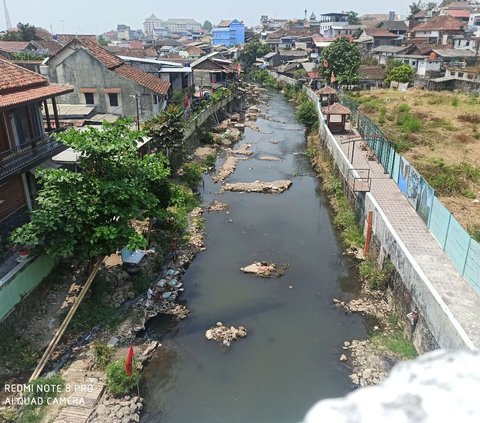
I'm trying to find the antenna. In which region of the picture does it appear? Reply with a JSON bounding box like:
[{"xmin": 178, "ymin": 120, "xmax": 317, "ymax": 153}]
[{"xmin": 3, "ymin": 0, "xmax": 12, "ymax": 30}]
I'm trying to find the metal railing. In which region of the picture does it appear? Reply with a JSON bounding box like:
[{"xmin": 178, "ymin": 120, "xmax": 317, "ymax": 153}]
[{"xmin": 0, "ymin": 129, "xmax": 67, "ymax": 181}]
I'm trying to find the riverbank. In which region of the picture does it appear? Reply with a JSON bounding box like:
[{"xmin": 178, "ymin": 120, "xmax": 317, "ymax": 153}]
[{"xmin": 306, "ymin": 131, "xmax": 417, "ymax": 387}]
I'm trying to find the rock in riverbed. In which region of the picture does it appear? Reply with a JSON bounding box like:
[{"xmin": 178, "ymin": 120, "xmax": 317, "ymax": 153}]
[
  {"xmin": 240, "ymin": 261, "xmax": 288, "ymax": 278},
  {"xmin": 205, "ymin": 322, "xmax": 248, "ymax": 347},
  {"xmin": 221, "ymin": 180, "xmax": 292, "ymax": 194},
  {"xmin": 208, "ymin": 200, "xmax": 230, "ymax": 212}
]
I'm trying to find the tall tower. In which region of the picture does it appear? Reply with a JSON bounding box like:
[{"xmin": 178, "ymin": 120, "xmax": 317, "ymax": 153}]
[{"xmin": 3, "ymin": 0, "xmax": 12, "ymax": 30}]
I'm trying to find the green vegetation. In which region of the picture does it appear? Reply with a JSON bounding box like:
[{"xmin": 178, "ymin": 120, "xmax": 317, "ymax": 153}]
[
  {"xmin": 144, "ymin": 105, "xmax": 185, "ymax": 160},
  {"xmin": 371, "ymin": 329, "xmax": 417, "ymax": 359},
  {"xmin": 180, "ymin": 162, "xmax": 207, "ymax": 190},
  {"xmin": 0, "ymin": 22, "xmax": 39, "ymax": 41},
  {"xmin": 11, "ymin": 119, "xmax": 171, "ymax": 260},
  {"xmin": 307, "ymin": 134, "xmax": 364, "ymax": 248},
  {"xmin": 295, "ymin": 99, "xmax": 318, "ymax": 132},
  {"xmin": 106, "ymin": 360, "xmax": 140, "ymax": 396},
  {"xmin": 318, "ymin": 37, "xmax": 362, "ymax": 85},
  {"xmin": 251, "ymin": 68, "xmax": 280, "ymax": 89},
  {"xmin": 239, "ymin": 41, "xmax": 271, "ymax": 69},
  {"xmin": 93, "ymin": 342, "xmax": 114, "ymax": 369},
  {"xmin": 385, "ymin": 63, "xmax": 414, "ymax": 84},
  {"xmin": 359, "ymin": 256, "xmax": 394, "ymax": 290},
  {"xmin": 17, "ymin": 374, "xmax": 65, "ymax": 423},
  {"xmin": 0, "ymin": 323, "xmax": 39, "ymax": 372},
  {"xmin": 416, "ymin": 159, "xmax": 480, "ymax": 196},
  {"xmin": 130, "ymin": 273, "xmax": 150, "ymax": 294}
]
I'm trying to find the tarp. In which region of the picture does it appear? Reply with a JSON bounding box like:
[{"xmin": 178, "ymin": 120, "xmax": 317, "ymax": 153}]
[{"xmin": 121, "ymin": 248, "xmax": 147, "ymax": 264}]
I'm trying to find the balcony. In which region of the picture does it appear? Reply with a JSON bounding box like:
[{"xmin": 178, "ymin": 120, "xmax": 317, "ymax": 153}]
[{"xmin": 0, "ymin": 129, "xmax": 67, "ymax": 182}]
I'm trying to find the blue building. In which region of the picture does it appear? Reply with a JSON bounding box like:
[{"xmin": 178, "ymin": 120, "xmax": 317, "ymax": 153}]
[{"xmin": 212, "ymin": 19, "xmax": 245, "ymax": 47}]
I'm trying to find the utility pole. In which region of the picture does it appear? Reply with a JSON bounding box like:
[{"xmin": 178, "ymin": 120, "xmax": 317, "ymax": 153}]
[{"xmin": 130, "ymin": 94, "xmax": 140, "ymax": 130}]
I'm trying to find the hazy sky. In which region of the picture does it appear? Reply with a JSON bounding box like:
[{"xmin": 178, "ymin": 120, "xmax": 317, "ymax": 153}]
[{"xmin": 2, "ymin": 0, "xmax": 413, "ymax": 34}]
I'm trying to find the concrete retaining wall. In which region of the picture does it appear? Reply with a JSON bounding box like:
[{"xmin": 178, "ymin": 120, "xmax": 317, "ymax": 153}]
[
  {"xmin": 267, "ymin": 70, "xmax": 467, "ymax": 350},
  {"xmin": 0, "ymin": 255, "xmax": 57, "ymax": 322}
]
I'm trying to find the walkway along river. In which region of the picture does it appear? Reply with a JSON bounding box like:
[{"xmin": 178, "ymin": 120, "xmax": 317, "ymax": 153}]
[{"xmin": 140, "ymin": 91, "xmax": 368, "ymax": 423}]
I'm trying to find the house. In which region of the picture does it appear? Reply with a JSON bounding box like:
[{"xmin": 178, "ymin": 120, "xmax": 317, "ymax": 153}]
[
  {"xmin": 428, "ymin": 65, "xmax": 480, "ymax": 91},
  {"xmin": 46, "ymin": 38, "xmax": 170, "ymax": 122},
  {"xmin": 0, "ymin": 58, "xmax": 73, "ymax": 238},
  {"xmin": 411, "ymin": 15, "xmax": 466, "ymax": 44},
  {"xmin": 262, "ymin": 51, "xmax": 281, "ymax": 68},
  {"xmin": 119, "ymin": 56, "xmax": 193, "ymax": 100},
  {"xmin": 212, "ymin": 20, "xmax": 245, "ymax": 47},
  {"xmin": 376, "ymin": 20, "xmax": 408, "ymax": 38},
  {"xmin": 355, "ymin": 28, "xmax": 400, "ymax": 51},
  {"xmin": 190, "ymin": 52, "xmax": 239, "ymax": 92},
  {"xmin": 357, "ymin": 65, "xmax": 386, "ymax": 89},
  {"xmin": 319, "ymin": 12, "xmax": 349, "ymax": 36},
  {"xmin": 369, "ymin": 45, "xmax": 413, "ymax": 65}
]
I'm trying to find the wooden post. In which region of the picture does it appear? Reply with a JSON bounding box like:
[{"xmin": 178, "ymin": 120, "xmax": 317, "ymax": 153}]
[
  {"xmin": 52, "ymin": 97, "xmax": 60, "ymax": 130},
  {"xmin": 364, "ymin": 210, "xmax": 373, "ymax": 255},
  {"xmin": 29, "ymin": 257, "xmax": 104, "ymax": 382},
  {"xmin": 44, "ymin": 100, "xmax": 52, "ymax": 131}
]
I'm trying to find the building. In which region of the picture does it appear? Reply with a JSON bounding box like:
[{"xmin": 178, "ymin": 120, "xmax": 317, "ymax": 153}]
[
  {"xmin": 212, "ymin": 20, "xmax": 245, "ymax": 47},
  {"xmin": 355, "ymin": 28, "xmax": 400, "ymax": 51},
  {"xmin": 191, "ymin": 52, "xmax": 239, "ymax": 92},
  {"xmin": 0, "ymin": 58, "xmax": 73, "ymax": 238},
  {"xmin": 163, "ymin": 18, "xmax": 202, "ymax": 34},
  {"xmin": 411, "ymin": 15, "xmax": 467, "ymax": 44},
  {"xmin": 144, "ymin": 13, "xmax": 163, "ymax": 36},
  {"xmin": 117, "ymin": 24, "xmax": 131, "ymax": 40},
  {"xmin": 46, "ymin": 38, "xmax": 170, "ymax": 122}
]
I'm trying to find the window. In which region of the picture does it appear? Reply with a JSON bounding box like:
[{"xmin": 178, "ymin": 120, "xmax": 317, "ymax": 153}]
[
  {"xmin": 466, "ymin": 41, "xmax": 470, "ymax": 47},
  {"xmin": 108, "ymin": 93, "xmax": 119, "ymax": 107},
  {"xmin": 458, "ymin": 72, "xmax": 464, "ymax": 78},
  {"xmin": 84, "ymin": 93, "xmax": 94, "ymax": 105},
  {"xmin": 153, "ymin": 95, "xmax": 158, "ymax": 104}
]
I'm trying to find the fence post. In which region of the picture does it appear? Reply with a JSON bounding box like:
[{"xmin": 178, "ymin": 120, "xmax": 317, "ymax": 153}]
[
  {"xmin": 443, "ymin": 213, "xmax": 452, "ymax": 250},
  {"xmin": 462, "ymin": 237, "xmax": 473, "ymax": 276}
]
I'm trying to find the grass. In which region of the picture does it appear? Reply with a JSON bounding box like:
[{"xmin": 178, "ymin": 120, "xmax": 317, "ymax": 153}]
[
  {"xmin": 307, "ymin": 134, "xmax": 364, "ymax": 249},
  {"xmin": 0, "ymin": 323, "xmax": 40, "ymax": 372},
  {"xmin": 358, "ymin": 257, "xmax": 394, "ymax": 290},
  {"xmin": 371, "ymin": 330, "xmax": 417, "ymax": 359}
]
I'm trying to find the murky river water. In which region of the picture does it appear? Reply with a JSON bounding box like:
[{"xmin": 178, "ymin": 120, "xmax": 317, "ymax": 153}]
[{"xmin": 141, "ymin": 91, "xmax": 367, "ymax": 423}]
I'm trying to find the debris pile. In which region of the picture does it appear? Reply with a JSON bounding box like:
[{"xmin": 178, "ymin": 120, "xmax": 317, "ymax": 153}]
[
  {"xmin": 208, "ymin": 200, "xmax": 230, "ymax": 212},
  {"xmin": 231, "ymin": 143, "xmax": 254, "ymax": 156},
  {"xmin": 240, "ymin": 261, "xmax": 288, "ymax": 278},
  {"xmin": 258, "ymin": 156, "xmax": 281, "ymax": 161},
  {"xmin": 222, "ymin": 180, "xmax": 292, "ymax": 194},
  {"xmin": 205, "ymin": 322, "xmax": 248, "ymax": 347}
]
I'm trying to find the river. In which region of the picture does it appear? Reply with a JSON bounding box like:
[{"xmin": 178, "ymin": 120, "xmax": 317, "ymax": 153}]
[{"xmin": 140, "ymin": 91, "xmax": 367, "ymax": 423}]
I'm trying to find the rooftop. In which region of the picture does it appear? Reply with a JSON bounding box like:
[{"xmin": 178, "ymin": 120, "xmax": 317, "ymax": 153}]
[{"xmin": 413, "ymin": 15, "xmax": 466, "ymax": 31}]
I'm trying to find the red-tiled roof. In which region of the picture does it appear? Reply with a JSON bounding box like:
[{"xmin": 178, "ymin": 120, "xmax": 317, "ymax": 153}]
[
  {"xmin": 322, "ymin": 103, "xmax": 351, "ymax": 115},
  {"xmin": 0, "ymin": 84, "xmax": 74, "ymax": 109},
  {"xmin": 32, "ymin": 39, "xmax": 63, "ymax": 55},
  {"xmin": 0, "ymin": 41, "xmax": 30, "ymax": 53},
  {"xmin": 359, "ymin": 65, "xmax": 386, "ymax": 80},
  {"xmin": 56, "ymin": 34, "xmax": 98, "ymax": 44},
  {"xmin": 0, "ymin": 58, "xmax": 73, "ymax": 108},
  {"xmin": 80, "ymin": 38, "xmax": 124, "ymax": 69},
  {"xmin": 413, "ymin": 15, "xmax": 465, "ymax": 31},
  {"xmin": 445, "ymin": 9, "xmax": 470, "ymax": 19},
  {"xmin": 115, "ymin": 64, "xmax": 170, "ymax": 95},
  {"xmin": 317, "ymin": 86, "xmax": 337, "ymax": 95},
  {"xmin": 0, "ymin": 57, "xmax": 46, "ymax": 91},
  {"xmin": 365, "ymin": 28, "xmax": 398, "ymax": 38},
  {"xmin": 186, "ymin": 45, "xmax": 204, "ymax": 56}
]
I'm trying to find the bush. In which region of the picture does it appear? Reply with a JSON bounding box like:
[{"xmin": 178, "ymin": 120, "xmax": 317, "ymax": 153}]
[
  {"xmin": 106, "ymin": 360, "xmax": 140, "ymax": 396},
  {"xmin": 169, "ymin": 184, "xmax": 198, "ymax": 211},
  {"xmin": 295, "ymin": 100, "xmax": 318, "ymax": 132},
  {"xmin": 93, "ymin": 342, "xmax": 113, "ymax": 369},
  {"xmin": 358, "ymin": 257, "xmax": 393, "ymax": 290},
  {"xmin": 397, "ymin": 113, "xmax": 422, "ymax": 133},
  {"xmin": 398, "ymin": 103, "xmax": 410, "ymax": 113},
  {"xmin": 180, "ymin": 162, "xmax": 206, "ymax": 190}
]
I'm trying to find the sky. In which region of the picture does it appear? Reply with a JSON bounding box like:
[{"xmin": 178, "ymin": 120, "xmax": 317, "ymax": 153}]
[{"xmin": 1, "ymin": 0, "xmax": 413, "ymax": 34}]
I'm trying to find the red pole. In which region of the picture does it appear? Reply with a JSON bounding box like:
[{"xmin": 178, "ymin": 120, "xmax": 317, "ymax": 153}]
[{"xmin": 364, "ymin": 210, "xmax": 373, "ymax": 255}]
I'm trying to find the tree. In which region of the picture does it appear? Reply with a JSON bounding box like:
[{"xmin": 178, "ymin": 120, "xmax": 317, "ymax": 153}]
[
  {"xmin": 238, "ymin": 41, "xmax": 271, "ymax": 69},
  {"xmin": 0, "ymin": 22, "xmax": 38, "ymax": 41},
  {"xmin": 347, "ymin": 11, "xmax": 361, "ymax": 25},
  {"xmin": 11, "ymin": 120, "xmax": 171, "ymax": 261},
  {"xmin": 407, "ymin": 1, "xmax": 424, "ymax": 19},
  {"xmin": 98, "ymin": 35, "xmax": 109, "ymax": 46},
  {"xmin": 144, "ymin": 105, "xmax": 185, "ymax": 159},
  {"xmin": 202, "ymin": 20, "xmax": 213, "ymax": 31},
  {"xmin": 385, "ymin": 63, "xmax": 415, "ymax": 84},
  {"xmin": 319, "ymin": 37, "xmax": 361, "ymax": 86}
]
